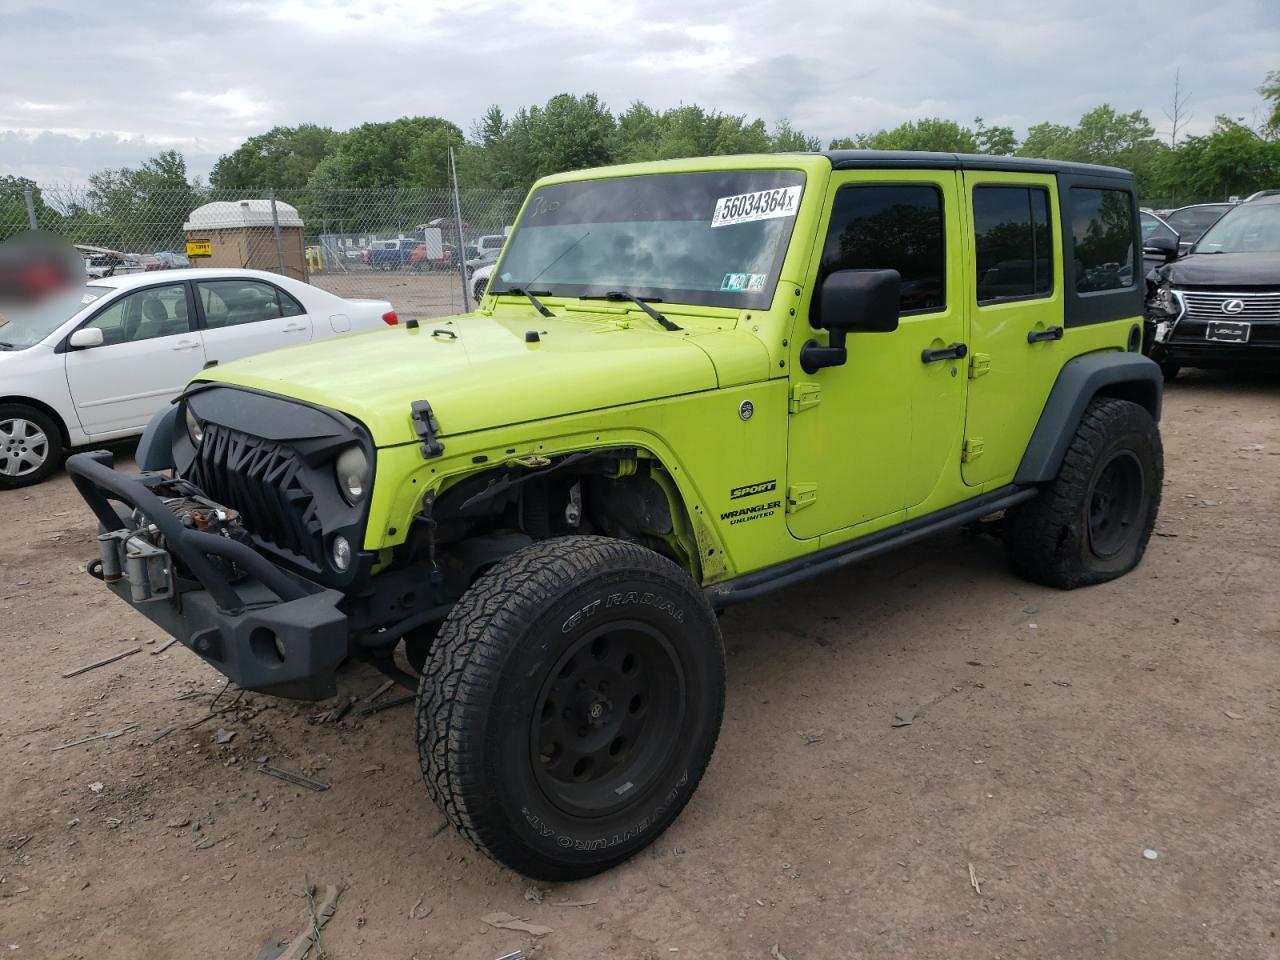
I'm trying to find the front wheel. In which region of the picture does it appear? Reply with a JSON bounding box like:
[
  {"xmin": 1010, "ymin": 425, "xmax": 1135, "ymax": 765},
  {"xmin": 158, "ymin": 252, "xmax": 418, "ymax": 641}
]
[
  {"xmin": 416, "ymin": 536, "xmax": 725, "ymax": 880},
  {"xmin": 1005, "ymin": 397, "xmax": 1162, "ymax": 589},
  {"xmin": 0, "ymin": 404, "xmax": 63, "ymax": 490}
]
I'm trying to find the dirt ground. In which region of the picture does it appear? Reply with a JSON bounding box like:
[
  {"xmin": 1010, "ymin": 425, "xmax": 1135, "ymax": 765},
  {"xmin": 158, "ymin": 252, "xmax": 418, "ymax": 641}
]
[{"xmin": 1, "ymin": 369, "xmax": 1277, "ymax": 960}]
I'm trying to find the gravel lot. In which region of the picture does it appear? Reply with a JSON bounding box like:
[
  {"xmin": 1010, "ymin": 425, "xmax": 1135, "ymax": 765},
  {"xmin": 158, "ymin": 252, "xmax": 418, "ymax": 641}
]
[{"xmin": 1, "ymin": 370, "xmax": 1277, "ymax": 960}]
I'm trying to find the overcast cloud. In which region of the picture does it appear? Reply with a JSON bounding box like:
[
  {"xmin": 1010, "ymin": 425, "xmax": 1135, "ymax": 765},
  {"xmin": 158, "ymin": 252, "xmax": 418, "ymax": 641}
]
[{"xmin": 1, "ymin": 0, "xmax": 1277, "ymax": 182}]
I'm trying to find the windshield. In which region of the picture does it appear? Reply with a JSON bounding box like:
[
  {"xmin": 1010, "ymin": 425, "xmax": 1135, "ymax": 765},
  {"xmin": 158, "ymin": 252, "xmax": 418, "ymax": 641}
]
[
  {"xmin": 1194, "ymin": 202, "xmax": 1280, "ymax": 253},
  {"xmin": 0, "ymin": 286, "xmax": 111, "ymax": 350},
  {"xmin": 494, "ymin": 169, "xmax": 806, "ymax": 309},
  {"xmin": 1166, "ymin": 205, "xmax": 1231, "ymax": 241}
]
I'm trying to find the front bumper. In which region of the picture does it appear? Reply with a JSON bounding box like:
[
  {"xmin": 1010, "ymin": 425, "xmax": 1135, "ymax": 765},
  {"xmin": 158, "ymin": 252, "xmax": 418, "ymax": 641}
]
[
  {"xmin": 67, "ymin": 451, "xmax": 350, "ymax": 700},
  {"xmin": 1146, "ymin": 314, "xmax": 1280, "ymax": 368}
]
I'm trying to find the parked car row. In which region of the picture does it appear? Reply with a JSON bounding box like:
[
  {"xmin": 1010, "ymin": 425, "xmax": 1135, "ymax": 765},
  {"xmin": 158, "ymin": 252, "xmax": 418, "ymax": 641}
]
[
  {"xmin": 1143, "ymin": 192, "xmax": 1280, "ymax": 380},
  {"xmin": 0, "ymin": 269, "xmax": 396, "ymax": 487}
]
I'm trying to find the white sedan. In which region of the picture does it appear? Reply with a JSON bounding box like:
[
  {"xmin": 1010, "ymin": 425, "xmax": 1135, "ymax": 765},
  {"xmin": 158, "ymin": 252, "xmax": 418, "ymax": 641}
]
[{"xmin": 0, "ymin": 268, "xmax": 398, "ymax": 488}]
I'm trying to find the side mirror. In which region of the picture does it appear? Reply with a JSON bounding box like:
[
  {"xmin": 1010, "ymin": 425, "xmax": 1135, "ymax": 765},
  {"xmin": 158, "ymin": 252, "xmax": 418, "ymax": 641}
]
[
  {"xmin": 69, "ymin": 327, "xmax": 105, "ymax": 349},
  {"xmin": 801, "ymin": 269, "xmax": 900, "ymax": 374},
  {"xmin": 1143, "ymin": 235, "xmax": 1179, "ymax": 264}
]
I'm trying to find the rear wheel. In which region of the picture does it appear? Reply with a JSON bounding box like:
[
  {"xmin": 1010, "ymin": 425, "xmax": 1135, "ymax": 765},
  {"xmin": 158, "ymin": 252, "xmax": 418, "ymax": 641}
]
[
  {"xmin": 416, "ymin": 535, "xmax": 724, "ymax": 880},
  {"xmin": 0, "ymin": 404, "xmax": 63, "ymax": 490},
  {"xmin": 1005, "ymin": 398, "xmax": 1162, "ymax": 589}
]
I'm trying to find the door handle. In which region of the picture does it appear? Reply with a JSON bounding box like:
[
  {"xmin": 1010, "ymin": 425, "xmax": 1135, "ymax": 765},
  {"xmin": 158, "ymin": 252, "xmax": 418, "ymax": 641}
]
[
  {"xmin": 921, "ymin": 342, "xmax": 968, "ymax": 363},
  {"xmin": 1027, "ymin": 326, "xmax": 1064, "ymax": 343},
  {"xmin": 171, "ymin": 339, "xmax": 200, "ymax": 351},
  {"xmin": 282, "ymin": 323, "xmax": 308, "ymax": 333}
]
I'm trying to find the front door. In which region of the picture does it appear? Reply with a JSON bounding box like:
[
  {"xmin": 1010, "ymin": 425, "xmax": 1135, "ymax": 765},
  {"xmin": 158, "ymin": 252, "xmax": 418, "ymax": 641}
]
[
  {"xmin": 960, "ymin": 172, "xmax": 1064, "ymax": 486},
  {"xmin": 786, "ymin": 170, "xmax": 967, "ymax": 541},
  {"xmin": 65, "ymin": 281, "xmax": 206, "ymax": 435}
]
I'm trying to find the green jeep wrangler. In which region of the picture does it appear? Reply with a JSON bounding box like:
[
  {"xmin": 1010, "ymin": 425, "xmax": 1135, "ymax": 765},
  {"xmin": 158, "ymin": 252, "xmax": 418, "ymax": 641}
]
[{"xmin": 68, "ymin": 151, "xmax": 1163, "ymax": 880}]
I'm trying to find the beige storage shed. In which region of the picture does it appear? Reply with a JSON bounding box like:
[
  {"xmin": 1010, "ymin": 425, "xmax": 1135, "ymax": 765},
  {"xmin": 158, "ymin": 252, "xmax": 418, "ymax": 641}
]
[{"xmin": 182, "ymin": 199, "xmax": 307, "ymax": 282}]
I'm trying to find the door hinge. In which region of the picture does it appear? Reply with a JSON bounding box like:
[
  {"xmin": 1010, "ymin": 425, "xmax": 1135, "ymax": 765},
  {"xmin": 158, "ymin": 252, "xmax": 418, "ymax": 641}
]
[
  {"xmin": 786, "ymin": 482, "xmax": 818, "ymax": 513},
  {"xmin": 962, "ymin": 437, "xmax": 985, "ymax": 462},
  {"xmin": 789, "ymin": 382, "xmax": 821, "ymax": 414},
  {"xmin": 968, "ymin": 352, "xmax": 992, "ymax": 379}
]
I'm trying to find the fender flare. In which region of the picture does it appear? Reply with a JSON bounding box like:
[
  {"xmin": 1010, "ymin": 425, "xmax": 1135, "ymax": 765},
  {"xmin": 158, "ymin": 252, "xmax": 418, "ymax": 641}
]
[
  {"xmin": 1014, "ymin": 351, "xmax": 1162, "ymax": 484},
  {"xmin": 136, "ymin": 405, "xmax": 179, "ymax": 471}
]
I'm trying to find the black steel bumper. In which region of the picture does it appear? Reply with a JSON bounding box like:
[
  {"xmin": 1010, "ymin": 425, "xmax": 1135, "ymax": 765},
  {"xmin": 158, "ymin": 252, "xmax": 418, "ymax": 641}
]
[{"xmin": 66, "ymin": 451, "xmax": 350, "ymax": 700}]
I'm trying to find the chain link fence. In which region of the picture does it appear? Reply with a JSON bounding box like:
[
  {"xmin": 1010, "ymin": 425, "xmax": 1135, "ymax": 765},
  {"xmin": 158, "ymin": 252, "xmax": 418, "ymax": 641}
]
[{"xmin": 2, "ymin": 182, "xmax": 525, "ymax": 320}]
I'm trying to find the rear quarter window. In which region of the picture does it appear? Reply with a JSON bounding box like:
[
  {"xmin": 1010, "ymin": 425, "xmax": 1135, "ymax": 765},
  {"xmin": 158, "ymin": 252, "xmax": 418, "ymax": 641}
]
[{"xmin": 1069, "ymin": 187, "xmax": 1136, "ymax": 293}]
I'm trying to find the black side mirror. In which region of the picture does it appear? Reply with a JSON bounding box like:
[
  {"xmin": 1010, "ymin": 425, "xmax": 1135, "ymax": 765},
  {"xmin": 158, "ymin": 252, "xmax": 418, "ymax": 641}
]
[
  {"xmin": 801, "ymin": 269, "xmax": 900, "ymax": 374},
  {"xmin": 1143, "ymin": 235, "xmax": 1179, "ymax": 263}
]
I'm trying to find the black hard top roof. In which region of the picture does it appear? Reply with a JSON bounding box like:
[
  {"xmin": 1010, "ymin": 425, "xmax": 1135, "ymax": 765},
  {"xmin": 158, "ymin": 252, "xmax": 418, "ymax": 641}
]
[{"xmin": 822, "ymin": 150, "xmax": 1134, "ymax": 182}]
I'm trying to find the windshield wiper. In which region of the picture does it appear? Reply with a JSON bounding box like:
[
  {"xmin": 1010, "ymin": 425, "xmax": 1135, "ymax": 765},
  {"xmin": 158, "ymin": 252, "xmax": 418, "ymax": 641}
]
[
  {"xmin": 583, "ymin": 291, "xmax": 682, "ymax": 331},
  {"xmin": 493, "ymin": 287, "xmax": 555, "ymax": 318}
]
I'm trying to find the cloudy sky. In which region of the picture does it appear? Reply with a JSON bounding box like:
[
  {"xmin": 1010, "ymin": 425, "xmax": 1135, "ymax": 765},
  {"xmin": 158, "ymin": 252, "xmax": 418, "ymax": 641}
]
[{"xmin": 2, "ymin": 0, "xmax": 1277, "ymax": 183}]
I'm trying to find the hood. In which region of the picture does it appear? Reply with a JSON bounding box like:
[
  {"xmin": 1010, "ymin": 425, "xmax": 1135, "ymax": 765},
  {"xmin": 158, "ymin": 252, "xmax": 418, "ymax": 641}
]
[
  {"xmin": 200, "ymin": 308, "xmax": 768, "ymax": 447},
  {"xmin": 1160, "ymin": 252, "xmax": 1280, "ymax": 287}
]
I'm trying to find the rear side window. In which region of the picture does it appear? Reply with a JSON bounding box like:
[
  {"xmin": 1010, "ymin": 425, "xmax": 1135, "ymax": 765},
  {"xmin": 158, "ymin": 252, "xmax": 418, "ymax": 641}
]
[
  {"xmin": 198, "ymin": 280, "xmax": 303, "ymax": 328},
  {"xmin": 821, "ymin": 184, "xmax": 946, "ymax": 314},
  {"xmin": 1069, "ymin": 188, "xmax": 1135, "ymax": 293},
  {"xmin": 973, "ymin": 186, "xmax": 1052, "ymax": 303}
]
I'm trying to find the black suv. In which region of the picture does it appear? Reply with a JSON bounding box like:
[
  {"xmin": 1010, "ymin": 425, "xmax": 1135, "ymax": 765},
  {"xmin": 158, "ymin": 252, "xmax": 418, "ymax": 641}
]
[{"xmin": 1145, "ymin": 194, "xmax": 1280, "ymax": 379}]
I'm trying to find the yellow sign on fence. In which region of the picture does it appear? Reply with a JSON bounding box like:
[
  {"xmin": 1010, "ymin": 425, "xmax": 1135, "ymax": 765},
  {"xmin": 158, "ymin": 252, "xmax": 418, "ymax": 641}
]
[{"xmin": 185, "ymin": 239, "xmax": 213, "ymax": 258}]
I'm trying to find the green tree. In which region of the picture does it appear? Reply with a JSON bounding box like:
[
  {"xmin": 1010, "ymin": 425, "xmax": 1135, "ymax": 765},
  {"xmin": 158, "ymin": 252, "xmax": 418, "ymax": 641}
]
[
  {"xmin": 307, "ymin": 116, "xmax": 464, "ymax": 189},
  {"xmin": 769, "ymin": 119, "xmax": 821, "ymax": 153},
  {"xmin": 1165, "ymin": 117, "xmax": 1280, "ymax": 200},
  {"xmin": 86, "ymin": 150, "xmax": 197, "ymax": 251},
  {"xmin": 974, "ymin": 117, "xmax": 1018, "ymax": 155},
  {"xmin": 837, "ymin": 118, "xmax": 980, "ymax": 153},
  {"xmin": 521, "ymin": 93, "xmax": 618, "ymax": 179},
  {"xmin": 0, "ymin": 175, "xmax": 56, "ymax": 240},
  {"xmin": 210, "ymin": 124, "xmax": 335, "ymax": 189},
  {"xmin": 1261, "ymin": 70, "xmax": 1280, "ymax": 135}
]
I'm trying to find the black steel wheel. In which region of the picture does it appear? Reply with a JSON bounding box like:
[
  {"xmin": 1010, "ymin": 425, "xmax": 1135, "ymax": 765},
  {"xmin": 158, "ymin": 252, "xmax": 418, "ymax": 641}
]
[
  {"xmin": 1087, "ymin": 450, "xmax": 1144, "ymax": 559},
  {"xmin": 416, "ymin": 536, "xmax": 724, "ymax": 880}
]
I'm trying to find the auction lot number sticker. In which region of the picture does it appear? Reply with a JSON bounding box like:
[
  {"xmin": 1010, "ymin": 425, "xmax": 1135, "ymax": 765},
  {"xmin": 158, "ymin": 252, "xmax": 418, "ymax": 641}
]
[{"xmin": 711, "ymin": 185, "xmax": 802, "ymax": 228}]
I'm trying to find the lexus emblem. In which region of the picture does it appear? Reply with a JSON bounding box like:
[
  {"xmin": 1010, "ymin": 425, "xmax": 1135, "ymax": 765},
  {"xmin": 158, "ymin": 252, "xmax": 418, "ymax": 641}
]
[{"xmin": 1221, "ymin": 299, "xmax": 1245, "ymax": 315}]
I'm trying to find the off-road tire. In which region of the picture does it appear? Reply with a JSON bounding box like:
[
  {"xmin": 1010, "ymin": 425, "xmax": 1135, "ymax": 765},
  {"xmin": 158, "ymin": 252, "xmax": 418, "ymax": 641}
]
[
  {"xmin": 416, "ymin": 535, "xmax": 724, "ymax": 880},
  {"xmin": 1005, "ymin": 398, "xmax": 1162, "ymax": 589},
  {"xmin": 0, "ymin": 403, "xmax": 63, "ymax": 490}
]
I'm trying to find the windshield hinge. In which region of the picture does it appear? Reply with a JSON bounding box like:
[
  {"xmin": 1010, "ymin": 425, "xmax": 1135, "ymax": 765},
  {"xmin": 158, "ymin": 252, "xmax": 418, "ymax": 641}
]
[
  {"xmin": 410, "ymin": 400, "xmax": 445, "ymax": 460},
  {"xmin": 789, "ymin": 382, "xmax": 821, "ymax": 414},
  {"xmin": 962, "ymin": 437, "xmax": 985, "ymax": 462},
  {"xmin": 786, "ymin": 482, "xmax": 818, "ymax": 513},
  {"xmin": 968, "ymin": 352, "xmax": 992, "ymax": 379}
]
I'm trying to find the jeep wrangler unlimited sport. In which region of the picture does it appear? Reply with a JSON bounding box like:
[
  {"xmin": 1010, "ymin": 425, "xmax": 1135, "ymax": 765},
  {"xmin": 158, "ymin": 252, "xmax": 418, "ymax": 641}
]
[{"xmin": 68, "ymin": 151, "xmax": 1163, "ymax": 880}]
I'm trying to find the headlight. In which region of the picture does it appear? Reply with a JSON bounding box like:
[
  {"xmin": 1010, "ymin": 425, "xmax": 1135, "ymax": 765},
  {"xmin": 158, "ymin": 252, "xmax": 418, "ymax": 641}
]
[
  {"xmin": 1155, "ymin": 285, "xmax": 1182, "ymax": 317},
  {"xmin": 184, "ymin": 405, "xmax": 204, "ymax": 445},
  {"xmin": 335, "ymin": 446, "xmax": 369, "ymax": 505}
]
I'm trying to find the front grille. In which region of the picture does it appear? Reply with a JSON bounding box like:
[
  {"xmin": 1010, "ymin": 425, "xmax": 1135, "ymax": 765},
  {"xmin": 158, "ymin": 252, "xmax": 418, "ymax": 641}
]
[
  {"xmin": 1180, "ymin": 290, "xmax": 1280, "ymax": 321},
  {"xmin": 188, "ymin": 424, "xmax": 324, "ymax": 568}
]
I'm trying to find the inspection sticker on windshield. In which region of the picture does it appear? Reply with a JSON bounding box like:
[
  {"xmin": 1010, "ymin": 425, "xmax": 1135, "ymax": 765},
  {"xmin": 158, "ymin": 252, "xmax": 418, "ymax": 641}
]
[
  {"xmin": 711, "ymin": 185, "xmax": 802, "ymax": 228},
  {"xmin": 721, "ymin": 273, "xmax": 767, "ymax": 292}
]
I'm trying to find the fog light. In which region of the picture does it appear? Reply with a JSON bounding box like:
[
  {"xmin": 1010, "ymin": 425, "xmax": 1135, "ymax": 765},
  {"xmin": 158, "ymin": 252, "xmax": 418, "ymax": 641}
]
[{"xmin": 332, "ymin": 535, "xmax": 351, "ymax": 571}]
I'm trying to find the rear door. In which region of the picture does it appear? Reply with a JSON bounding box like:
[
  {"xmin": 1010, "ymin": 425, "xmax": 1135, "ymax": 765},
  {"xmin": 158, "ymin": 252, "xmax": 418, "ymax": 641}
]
[
  {"xmin": 959, "ymin": 172, "xmax": 1063, "ymax": 486},
  {"xmin": 195, "ymin": 277, "xmax": 313, "ymax": 365},
  {"xmin": 65, "ymin": 281, "xmax": 206, "ymax": 435}
]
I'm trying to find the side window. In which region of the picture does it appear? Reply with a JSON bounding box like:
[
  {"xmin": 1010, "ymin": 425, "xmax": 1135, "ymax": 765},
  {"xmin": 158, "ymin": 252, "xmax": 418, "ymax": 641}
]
[
  {"xmin": 198, "ymin": 280, "xmax": 286, "ymax": 329},
  {"xmin": 85, "ymin": 284, "xmax": 190, "ymax": 345},
  {"xmin": 277, "ymin": 287, "xmax": 305, "ymax": 317},
  {"xmin": 1069, "ymin": 188, "xmax": 1135, "ymax": 293},
  {"xmin": 821, "ymin": 184, "xmax": 945, "ymax": 314},
  {"xmin": 973, "ymin": 186, "xmax": 1053, "ymax": 303}
]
